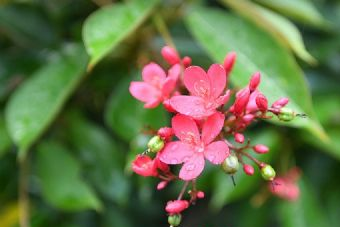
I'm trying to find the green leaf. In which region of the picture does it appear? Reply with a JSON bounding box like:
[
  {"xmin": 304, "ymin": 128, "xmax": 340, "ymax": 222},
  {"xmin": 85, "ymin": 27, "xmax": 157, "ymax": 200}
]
[
  {"xmin": 65, "ymin": 111, "xmax": 130, "ymax": 206},
  {"xmin": 255, "ymin": 0, "xmax": 328, "ymax": 28},
  {"xmin": 105, "ymin": 74, "xmax": 169, "ymax": 142},
  {"xmin": 277, "ymin": 178, "xmax": 329, "ymax": 227},
  {"xmin": 185, "ymin": 6, "xmax": 327, "ymax": 141},
  {"xmin": 83, "ymin": 0, "xmax": 159, "ymax": 69},
  {"xmin": 221, "ymin": 0, "xmax": 316, "ymax": 64},
  {"xmin": 210, "ymin": 129, "xmax": 281, "ymax": 210},
  {"xmin": 36, "ymin": 142, "xmax": 102, "ymax": 211},
  {"xmin": 0, "ymin": 114, "xmax": 11, "ymax": 158},
  {"xmin": 5, "ymin": 44, "xmax": 88, "ymax": 160}
]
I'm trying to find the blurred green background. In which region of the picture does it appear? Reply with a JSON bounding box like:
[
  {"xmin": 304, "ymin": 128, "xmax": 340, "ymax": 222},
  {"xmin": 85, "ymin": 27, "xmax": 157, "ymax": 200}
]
[{"xmin": 0, "ymin": 0, "xmax": 340, "ymax": 227}]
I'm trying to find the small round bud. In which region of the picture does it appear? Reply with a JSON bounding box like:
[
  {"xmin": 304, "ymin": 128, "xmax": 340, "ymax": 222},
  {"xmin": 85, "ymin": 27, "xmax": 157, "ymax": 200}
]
[
  {"xmin": 261, "ymin": 164, "xmax": 276, "ymax": 181},
  {"xmin": 278, "ymin": 107, "xmax": 296, "ymax": 122},
  {"xmin": 222, "ymin": 155, "xmax": 239, "ymax": 174},
  {"xmin": 168, "ymin": 214, "xmax": 182, "ymax": 227},
  {"xmin": 234, "ymin": 133, "xmax": 245, "ymax": 144},
  {"xmin": 157, "ymin": 181, "xmax": 168, "ymax": 190},
  {"xmin": 182, "ymin": 56, "xmax": 192, "ymax": 67},
  {"xmin": 253, "ymin": 144, "xmax": 269, "ymax": 154},
  {"xmin": 242, "ymin": 114, "xmax": 255, "ymax": 124},
  {"xmin": 161, "ymin": 46, "xmax": 180, "ymax": 65},
  {"xmin": 197, "ymin": 191, "xmax": 205, "ymax": 199},
  {"xmin": 255, "ymin": 94, "xmax": 268, "ymax": 112},
  {"xmin": 272, "ymin": 97, "xmax": 289, "ymax": 109},
  {"xmin": 147, "ymin": 136, "xmax": 164, "ymax": 153},
  {"xmin": 165, "ymin": 200, "xmax": 189, "ymax": 214},
  {"xmin": 249, "ymin": 72, "xmax": 261, "ymax": 92},
  {"xmin": 243, "ymin": 164, "xmax": 254, "ymax": 175},
  {"xmin": 157, "ymin": 127, "xmax": 173, "ymax": 140},
  {"xmin": 223, "ymin": 52, "xmax": 237, "ymax": 74}
]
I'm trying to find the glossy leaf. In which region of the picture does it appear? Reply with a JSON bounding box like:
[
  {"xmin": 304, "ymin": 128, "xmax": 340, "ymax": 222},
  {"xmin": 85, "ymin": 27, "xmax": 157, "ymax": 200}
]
[
  {"xmin": 36, "ymin": 142, "xmax": 102, "ymax": 211},
  {"xmin": 255, "ymin": 0, "xmax": 327, "ymax": 27},
  {"xmin": 83, "ymin": 0, "xmax": 159, "ymax": 69},
  {"xmin": 277, "ymin": 178, "xmax": 329, "ymax": 227},
  {"xmin": 221, "ymin": 0, "xmax": 316, "ymax": 64},
  {"xmin": 5, "ymin": 44, "xmax": 88, "ymax": 160},
  {"xmin": 185, "ymin": 6, "xmax": 326, "ymax": 141},
  {"xmin": 210, "ymin": 129, "xmax": 281, "ymax": 210},
  {"xmin": 105, "ymin": 75, "xmax": 168, "ymax": 142}
]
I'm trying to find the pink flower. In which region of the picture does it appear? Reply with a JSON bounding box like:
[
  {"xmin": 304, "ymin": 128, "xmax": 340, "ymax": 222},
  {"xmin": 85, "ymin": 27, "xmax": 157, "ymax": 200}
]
[
  {"xmin": 160, "ymin": 113, "xmax": 230, "ymax": 180},
  {"xmin": 170, "ymin": 64, "xmax": 230, "ymax": 119},
  {"xmin": 129, "ymin": 62, "xmax": 180, "ymax": 108},
  {"xmin": 165, "ymin": 200, "xmax": 189, "ymax": 214},
  {"xmin": 269, "ymin": 167, "xmax": 301, "ymax": 201},
  {"xmin": 131, "ymin": 153, "xmax": 169, "ymax": 177}
]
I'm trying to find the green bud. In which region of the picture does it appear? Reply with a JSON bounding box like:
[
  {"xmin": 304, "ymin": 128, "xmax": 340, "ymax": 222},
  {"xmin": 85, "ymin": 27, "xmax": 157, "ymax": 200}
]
[
  {"xmin": 222, "ymin": 155, "xmax": 239, "ymax": 174},
  {"xmin": 261, "ymin": 164, "xmax": 276, "ymax": 181},
  {"xmin": 278, "ymin": 107, "xmax": 295, "ymax": 122},
  {"xmin": 147, "ymin": 135, "xmax": 164, "ymax": 153},
  {"xmin": 168, "ymin": 214, "xmax": 182, "ymax": 227}
]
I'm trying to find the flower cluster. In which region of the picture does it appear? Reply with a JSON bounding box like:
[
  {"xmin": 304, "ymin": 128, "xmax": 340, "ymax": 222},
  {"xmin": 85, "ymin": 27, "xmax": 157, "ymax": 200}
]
[{"xmin": 129, "ymin": 46, "xmax": 301, "ymax": 226}]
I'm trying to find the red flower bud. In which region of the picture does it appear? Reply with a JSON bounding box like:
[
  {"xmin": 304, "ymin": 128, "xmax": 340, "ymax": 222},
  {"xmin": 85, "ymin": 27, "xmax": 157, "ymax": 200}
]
[
  {"xmin": 234, "ymin": 133, "xmax": 245, "ymax": 144},
  {"xmin": 182, "ymin": 56, "xmax": 192, "ymax": 67},
  {"xmin": 233, "ymin": 88, "xmax": 250, "ymax": 116},
  {"xmin": 157, "ymin": 181, "xmax": 168, "ymax": 190},
  {"xmin": 157, "ymin": 127, "xmax": 174, "ymax": 140},
  {"xmin": 249, "ymin": 72, "xmax": 261, "ymax": 92},
  {"xmin": 272, "ymin": 97, "xmax": 289, "ymax": 109},
  {"xmin": 243, "ymin": 164, "xmax": 254, "ymax": 176},
  {"xmin": 132, "ymin": 155, "xmax": 158, "ymax": 177},
  {"xmin": 165, "ymin": 200, "xmax": 189, "ymax": 214},
  {"xmin": 161, "ymin": 46, "xmax": 181, "ymax": 65},
  {"xmin": 242, "ymin": 114, "xmax": 255, "ymax": 124},
  {"xmin": 197, "ymin": 191, "xmax": 205, "ymax": 199},
  {"xmin": 255, "ymin": 93, "xmax": 268, "ymax": 112},
  {"xmin": 253, "ymin": 144, "xmax": 269, "ymax": 154},
  {"xmin": 223, "ymin": 52, "xmax": 236, "ymax": 75}
]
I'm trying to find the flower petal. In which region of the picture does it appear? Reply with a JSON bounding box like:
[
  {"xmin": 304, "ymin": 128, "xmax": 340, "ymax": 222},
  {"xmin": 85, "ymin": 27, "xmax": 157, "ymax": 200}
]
[
  {"xmin": 160, "ymin": 141, "xmax": 194, "ymax": 165},
  {"xmin": 207, "ymin": 64, "xmax": 226, "ymax": 99},
  {"xmin": 170, "ymin": 95, "xmax": 215, "ymax": 119},
  {"xmin": 202, "ymin": 112, "xmax": 225, "ymax": 144},
  {"xmin": 129, "ymin": 81, "xmax": 161, "ymax": 105},
  {"xmin": 161, "ymin": 77, "xmax": 176, "ymax": 98},
  {"xmin": 204, "ymin": 141, "xmax": 229, "ymax": 164},
  {"xmin": 179, "ymin": 154, "xmax": 205, "ymax": 180},
  {"xmin": 183, "ymin": 66, "xmax": 210, "ymax": 98},
  {"xmin": 168, "ymin": 63, "xmax": 181, "ymax": 81},
  {"xmin": 172, "ymin": 114, "xmax": 200, "ymax": 144},
  {"xmin": 142, "ymin": 62, "xmax": 166, "ymax": 86}
]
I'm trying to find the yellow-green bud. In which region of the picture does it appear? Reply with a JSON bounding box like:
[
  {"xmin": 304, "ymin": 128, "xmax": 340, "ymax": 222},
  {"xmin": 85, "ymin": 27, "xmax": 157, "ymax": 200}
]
[
  {"xmin": 278, "ymin": 107, "xmax": 295, "ymax": 122},
  {"xmin": 147, "ymin": 135, "xmax": 164, "ymax": 153},
  {"xmin": 168, "ymin": 214, "xmax": 182, "ymax": 227},
  {"xmin": 261, "ymin": 164, "xmax": 276, "ymax": 181},
  {"xmin": 222, "ymin": 155, "xmax": 239, "ymax": 174}
]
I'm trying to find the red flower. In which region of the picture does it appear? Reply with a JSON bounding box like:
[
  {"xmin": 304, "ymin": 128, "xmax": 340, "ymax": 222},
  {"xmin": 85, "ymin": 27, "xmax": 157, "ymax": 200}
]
[
  {"xmin": 170, "ymin": 64, "xmax": 230, "ymax": 119},
  {"xmin": 132, "ymin": 155, "xmax": 157, "ymax": 177},
  {"xmin": 165, "ymin": 200, "xmax": 189, "ymax": 214},
  {"xmin": 160, "ymin": 113, "xmax": 230, "ymax": 180},
  {"xmin": 129, "ymin": 63, "xmax": 180, "ymax": 108}
]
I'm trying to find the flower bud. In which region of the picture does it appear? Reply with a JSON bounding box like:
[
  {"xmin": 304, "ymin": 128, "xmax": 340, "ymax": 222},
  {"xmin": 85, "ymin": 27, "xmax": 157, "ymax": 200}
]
[
  {"xmin": 157, "ymin": 181, "xmax": 168, "ymax": 190},
  {"xmin": 249, "ymin": 72, "xmax": 261, "ymax": 92},
  {"xmin": 157, "ymin": 127, "xmax": 174, "ymax": 140},
  {"xmin": 161, "ymin": 46, "xmax": 180, "ymax": 65},
  {"xmin": 182, "ymin": 56, "xmax": 192, "ymax": 67},
  {"xmin": 222, "ymin": 154, "xmax": 239, "ymax": 174},
  {"xmin": 234, "ymin": 133, "xmax": 245, "ymax": 144},
  {"xmin": 168, "ymin": 214, "xmax": 182, "ymax": 227},
  {"xmin": 278, "ymin": 107, "xmax": 296, "ymax": 122},
  {"xmin": 148, "ymin": 135, "xmax": 165, "ymax": 153},
  {"xmin": 233, "ymin": 88, "xmax": 250, "ymax": 116},
  {"xmin": 272, "ymin": 97, "xmax": 289, "ymax": 109},
  {"xmin": 223, "ymin": 52, "xmax": 236, "ymax": 75},
  {"xmin": 243, "ymin": 164, "xmax": 254, "ymax": 175},
  {"xmin": 253, "ymin": 144, "xmax": 269, "ymax": 154},
  {"xmin": 261, "ymin": 164, "xmax": 276, "ymax": 181},
  {"xmin": 242, "ymin": 114, "xmax": 255, "ymax": 124},
  {"xmin": 197, "ymin": 191, "xmax": 205, "ymax": 199},
  {"xmin": 255, "ymin": 93, "xmax": 268, "ymax": 112},
  {"xmin": 165, "ymin": 200, "xmax": 189, "ymax": 214}
]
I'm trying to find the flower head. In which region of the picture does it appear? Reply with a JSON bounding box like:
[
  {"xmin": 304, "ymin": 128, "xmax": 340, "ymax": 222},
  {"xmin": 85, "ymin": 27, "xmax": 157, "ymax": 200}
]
[
  {"xmin": 129, "ymin": 62, "xmax": 180, "ymax": 108},
  {"xmin": 160, "ymin": 113, "xmax": 230, "ymax": 180},
  {"xmin": 170, "ymin": 64, "xmax": 230, "ymax": 119},
  {"xmin": 132, "ymin": 153, "xmax": 169, "ymax": 177}
]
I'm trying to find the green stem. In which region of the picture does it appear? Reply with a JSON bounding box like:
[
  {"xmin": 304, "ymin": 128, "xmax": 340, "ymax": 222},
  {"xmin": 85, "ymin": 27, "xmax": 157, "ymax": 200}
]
[
  {"xmin": 152, "ymin": 13, "xmax": 176, "ymax": 50},
  {"xmin": 19, "ymin": 155, "xmax": 30, "ymax": 227}
]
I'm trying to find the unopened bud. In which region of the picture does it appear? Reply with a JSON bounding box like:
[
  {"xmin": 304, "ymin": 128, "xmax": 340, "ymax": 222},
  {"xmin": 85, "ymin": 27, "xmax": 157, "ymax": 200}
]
[
  {"xmin": 147, "ymin": 135, "xmax": 164, "ymax": 153},
  {"xmin": 234, "ymin": 133, "xmax": 245, "ymax": 144},
  {"xmin": 157, "ymin": 127, "xmax": 173, "ymax": 140},
  {"xmin": 278, "ymin": 107, "xmax": 296, "ymax": 122},
  {"xmin": 243, "ymin": 164, "xmax": 254, "ymax": 176},
  {"xmin": 161, "ymin": 46, "xmax": 180, "ymax": 65},
  {"xmin": 168, "ymin": 214, "xmax": 182, "ymax": 227},
  {"xmin": 242, "ymin": 114, "xmax": 255, "ymax": 124},
  {"xmin": 197, "ymin": 191, "xmax": 205, "ymax": 199},
  {"xmin": 182, "ymin": 56, "xmax": 192, "ymax": 67},
  {"xmin": 223, "ymin": 52, "xmax": 236, "ymax": 74},
  {"xmin": 261, "ymin": 164, "xmax": 276, "ymax": 181},
  {"xmin": 165, "ymin": 200, "xmax": 189, "ymax": 214},
  {"xmin": 157, "ymin": 181, "xmax": 168, "ymax": 190},
  {"xmin": 249, "ymin": 72, "xmax": 261, "ymax": 92},
  {"xmin": 255, "ymin": 93, "xmax": 268, "ymax": 112},
  {"xmin": 222, "ymin": 154, "xmax": 239, "ymax": 174},
  {"xmin": 272, "ymin": 98, "xmax": 289, "ymax": 109},
  {"xmin": 253, "ymin": 144, "xmax": 269, "ymax": 154},
  {"xmin": 233, "ymin": 88, "xmax": 250, "ymax": 116}
]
